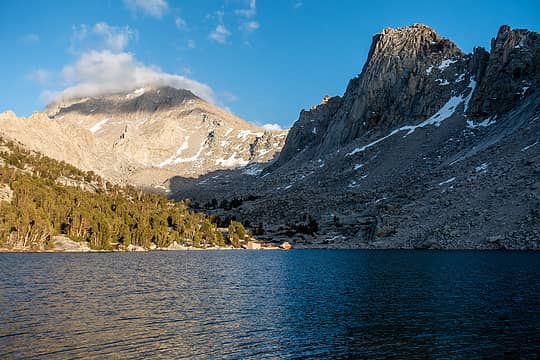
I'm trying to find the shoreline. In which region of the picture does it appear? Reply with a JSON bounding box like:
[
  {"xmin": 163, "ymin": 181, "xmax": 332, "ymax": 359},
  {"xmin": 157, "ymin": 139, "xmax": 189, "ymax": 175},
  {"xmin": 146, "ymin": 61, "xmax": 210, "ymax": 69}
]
[{"xmin": 0, "ymin": 247, "xmax": 286, "ymax": 253}]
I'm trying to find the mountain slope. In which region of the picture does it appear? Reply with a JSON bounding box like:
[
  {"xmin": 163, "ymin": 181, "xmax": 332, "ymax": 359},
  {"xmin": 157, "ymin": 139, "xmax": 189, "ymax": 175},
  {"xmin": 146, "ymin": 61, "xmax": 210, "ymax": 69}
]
[
  {"xmin": 170, "ymin": 24, "xmax": 540, "ymax": 249},
  {"xmin": 0, "ymin": 86, "xmax": 286, "ymax": 188},
  {"xmin": 0, "ymin": 136, "xmax": 239, "ymax": 251}
]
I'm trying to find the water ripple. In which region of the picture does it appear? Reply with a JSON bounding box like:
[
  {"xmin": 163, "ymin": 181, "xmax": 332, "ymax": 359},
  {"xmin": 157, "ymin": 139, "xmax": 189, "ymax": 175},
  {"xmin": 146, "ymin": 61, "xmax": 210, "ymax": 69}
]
[{"xmin": 1, "ymin": 250, "xmax": 539, "ymax": 358}]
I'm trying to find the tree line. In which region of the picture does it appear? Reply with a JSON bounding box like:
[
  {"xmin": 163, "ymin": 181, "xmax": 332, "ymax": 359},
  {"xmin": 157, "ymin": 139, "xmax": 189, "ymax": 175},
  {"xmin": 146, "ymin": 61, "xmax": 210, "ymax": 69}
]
[{"xmin": 0, "ymin": 138, "xmax": 246, "ymax": 251}]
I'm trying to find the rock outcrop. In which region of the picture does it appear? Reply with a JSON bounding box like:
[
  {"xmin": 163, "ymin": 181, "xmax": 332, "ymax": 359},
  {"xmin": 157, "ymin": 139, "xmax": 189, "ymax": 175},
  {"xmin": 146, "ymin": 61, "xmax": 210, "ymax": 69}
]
[
  {"xmin": 468, "ymin": 25, "xmax": 540, "ymax": 118},
  {"xmin": 0, "ymin": 184, "xmax": 14, "ymax": 203}
]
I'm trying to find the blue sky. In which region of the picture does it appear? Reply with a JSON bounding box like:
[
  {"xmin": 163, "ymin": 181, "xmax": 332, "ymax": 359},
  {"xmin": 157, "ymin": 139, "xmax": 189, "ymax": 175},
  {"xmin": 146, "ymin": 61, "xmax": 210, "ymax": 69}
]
[{"xmin": 1, "ymin": 0, "xmax": 539, "ymax": 129}]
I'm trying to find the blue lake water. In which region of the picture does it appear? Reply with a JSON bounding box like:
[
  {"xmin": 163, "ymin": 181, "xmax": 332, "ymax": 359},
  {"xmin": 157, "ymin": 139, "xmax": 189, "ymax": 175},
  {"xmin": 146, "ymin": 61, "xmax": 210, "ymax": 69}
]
[{"xmin": 1, "ymin": 250, "xmax": 539, "ymax": 358}]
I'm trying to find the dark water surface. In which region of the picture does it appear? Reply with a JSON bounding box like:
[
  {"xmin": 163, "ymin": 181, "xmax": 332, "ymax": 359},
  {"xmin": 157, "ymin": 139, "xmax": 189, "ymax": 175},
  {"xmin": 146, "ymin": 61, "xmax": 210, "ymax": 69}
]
[{"xmin": 1, "ymin": 250, "xmax": 539, "ymax": 359}]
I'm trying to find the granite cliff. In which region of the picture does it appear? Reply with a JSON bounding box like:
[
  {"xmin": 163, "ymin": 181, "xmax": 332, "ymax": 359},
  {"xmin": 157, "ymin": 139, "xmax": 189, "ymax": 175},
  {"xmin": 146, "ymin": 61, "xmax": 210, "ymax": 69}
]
[{"xmin": 171, "ymin": 24, "xmax": 540, "ymax": 249}]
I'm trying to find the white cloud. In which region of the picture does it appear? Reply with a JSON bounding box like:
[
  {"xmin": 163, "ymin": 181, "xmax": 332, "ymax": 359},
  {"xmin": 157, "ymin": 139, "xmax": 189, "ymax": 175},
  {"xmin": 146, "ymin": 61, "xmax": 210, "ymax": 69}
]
[
  {"xmin": 42, "ymin": 50, "xmax": 216, "ymax": 105},
  {"xmin": 187, "ymin": 39, "xmax": 196, "ymax": 48},
  {"xmin": 262, "ymin": 123, "xmax": 283, "ymax": 131},
  {"xmin": 123, "ymin": 0, "xmax": 168, "ymax": 18},
  {"xmin": 19, "ymin": 33, "xmax": 40, "ymax": 44},
  {"xmin": 93, "ymin": 22, "xmax": 135, "ymax": 52},
  {"xmin": 25, "ymin": 69, "xmax": 51, "ymax": 84},
  {"xmin": 235, "ymin": 1, "xmax": 259, "ymax": 36},
  {"xmin": 293, "ymin": 2, "xmax": 303, "ymax": 9},
  {"xmin": 235, "ymin": 0, "xmax": 256, "ymax": 18},
  {"xmin": 175, "ymin": 16, "xmax": 187, "ymax": 30},
  {"xmin": 241, "ymin": 21, "xmax": 259, "ymax": 33},
  {"xmin": 70, "ymin": 23, "xmax": 136, "ymax": 53},
  {"xmin": 209, "ymin": 24, "xmax": 231, "ymax": 44}
]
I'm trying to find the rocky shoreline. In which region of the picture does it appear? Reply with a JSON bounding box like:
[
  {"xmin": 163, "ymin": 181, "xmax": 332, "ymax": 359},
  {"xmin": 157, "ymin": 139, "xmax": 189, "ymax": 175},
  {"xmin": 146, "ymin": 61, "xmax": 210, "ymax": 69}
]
[{"xmin": 0, "ymin": 235, "xmax": 292, "ymax": 253}]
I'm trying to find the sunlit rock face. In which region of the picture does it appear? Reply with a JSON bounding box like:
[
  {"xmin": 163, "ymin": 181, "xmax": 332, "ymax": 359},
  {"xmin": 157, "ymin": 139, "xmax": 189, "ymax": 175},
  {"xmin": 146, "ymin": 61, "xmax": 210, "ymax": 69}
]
[{"xmin": 0, "ymin": 86, "xmax": 287, "ymax": 188}]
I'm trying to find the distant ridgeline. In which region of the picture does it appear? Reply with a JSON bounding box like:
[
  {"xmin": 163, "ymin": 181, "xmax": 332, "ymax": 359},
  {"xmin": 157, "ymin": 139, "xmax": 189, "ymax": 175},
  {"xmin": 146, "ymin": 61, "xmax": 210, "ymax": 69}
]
[{"xmin": 0, "ymin": 137, "xmax": 246, "ymax": 251}]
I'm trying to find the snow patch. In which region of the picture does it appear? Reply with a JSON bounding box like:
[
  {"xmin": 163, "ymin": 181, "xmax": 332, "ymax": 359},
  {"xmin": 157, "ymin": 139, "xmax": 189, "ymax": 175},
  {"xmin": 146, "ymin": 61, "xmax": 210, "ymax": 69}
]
[
  {"xmin": 354, "ymin": 163, "xmax": 364, "ymax": 170},
  {"xmin": 475, "ymin": 163, "xmax": 488, "ymax": 172},
  {"xmin": 89, "ymin": 118, "xmax": 109, "ymax": 133},
  {"xmin": 243, "ymin": 165, "xmax": 262, "ymax": 176},
  {"xmin": 312, "ymin": 127, "xmax": 317, "ymax": 134},
  {"xmin": 426, "ymin": 66, "xmax": 433, "ymax": 74},
  {"xmin": 216, "ymin": 153, "xmax": 249, "ymax": 167},
  {"xmin": 455, "ymin": 73, "xmax": 466, "ymax": 83},
  {"xmin": 237, "ymin": 130, "xmax": 263, "ymax": 141},
  {"xmin": 438, "ymin": 177, "xmax": 456, "ymax": 186},
  {"xmin": 346, "ymin": 78, "xmax": 476, "ymax": 156},
  {"xmin": 521, "ymin": 141, "xmax": 538, "ymax": 152},
  {"xmin": 256, "ymin": 149, "xmax": 271, "ymax": 157},
  {"xmin": 158, "ymin": 136, "xmax": 204, "ymax": 167},
  {"xmin": 159, "ymin": 136, "xmax": 192, "ymax": 167},
  {"xmin": 126, "ymin": 87, "xmax": 145, "ymax": 98},
  {"xmin": 348, "ymin": 175, "xmax": 368, "ymax": 188},
  {"xmin": 224, "ymin": 128, "xmax": 233, "ymax": 136},
  {"xmin": 436, "ymin": 79, "xmax": 450, "ymax": 85},
  {"xmin": 463, "ymin": 78, "xmax": 477, "ymax": 112},
  {"xmin": 467, "ymin": 116, "xmax": 496, "ymax": 129},
  {"xmin": 438, "ymin": 59, "xmax": 458, "ymax": 71},
  {"xmin": 153, "ymin": 184, "xmax": 170, "ymax": 193}
]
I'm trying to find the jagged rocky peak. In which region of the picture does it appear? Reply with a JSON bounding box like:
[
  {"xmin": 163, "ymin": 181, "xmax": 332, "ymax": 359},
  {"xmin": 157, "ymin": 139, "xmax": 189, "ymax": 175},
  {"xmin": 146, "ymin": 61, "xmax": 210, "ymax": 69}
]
[
  {"xmin": 468, "ymin": 25, "xmax": 540, "ymax": 118},
  {"xmin": 365, "ymin": 23, "xmax": 461, "ymax": 74},
  {"xmin": 347, "ymin": 23, "xmax": 466, "ymax": 130},
  {"xmin": 274, "ymin": 23, "xmax": 473, "ymax": 167}
]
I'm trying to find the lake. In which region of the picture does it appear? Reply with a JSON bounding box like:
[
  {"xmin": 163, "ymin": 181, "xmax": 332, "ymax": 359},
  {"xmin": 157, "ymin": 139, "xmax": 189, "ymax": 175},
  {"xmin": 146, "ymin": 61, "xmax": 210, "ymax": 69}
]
[{"xmin": 1, "ymin": 250, "xmax": 539, "ymax": 358}]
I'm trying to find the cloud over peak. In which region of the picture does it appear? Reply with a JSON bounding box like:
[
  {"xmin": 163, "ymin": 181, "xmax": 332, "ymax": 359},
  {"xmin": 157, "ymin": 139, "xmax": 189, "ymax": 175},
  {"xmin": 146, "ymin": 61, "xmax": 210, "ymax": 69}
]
[
  {"xmin": 44, "ymin": 50, "xmax": 216, "ymax": 105},
  {"xmin": 40, "ymin": 21, "xmax": 217, "ymax": 106}
]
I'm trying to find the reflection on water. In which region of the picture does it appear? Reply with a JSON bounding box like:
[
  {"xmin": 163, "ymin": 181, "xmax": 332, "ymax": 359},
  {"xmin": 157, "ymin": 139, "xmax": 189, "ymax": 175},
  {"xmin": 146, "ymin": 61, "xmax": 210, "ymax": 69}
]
[{"xmin": 1, "ymin": 250, "xmax": 539, "ymax": 358}]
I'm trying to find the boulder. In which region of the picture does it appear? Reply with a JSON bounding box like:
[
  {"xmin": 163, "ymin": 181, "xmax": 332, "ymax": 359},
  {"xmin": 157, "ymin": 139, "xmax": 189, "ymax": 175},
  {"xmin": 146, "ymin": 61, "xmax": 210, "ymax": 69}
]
[{"xmin": 0, "ymin": 183, "xmax": 14, "ymax": 203}]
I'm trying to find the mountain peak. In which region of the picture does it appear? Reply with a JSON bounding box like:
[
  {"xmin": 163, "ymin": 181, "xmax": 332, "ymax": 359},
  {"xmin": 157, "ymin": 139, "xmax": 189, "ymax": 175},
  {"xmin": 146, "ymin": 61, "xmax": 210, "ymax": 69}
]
[
  {"xmin": 45, "ymin": 85, "xmax": 201, "ymax": 117},
  {"xmin": 365, "ymin": 24, "xmax": 461, "ymax": 71},
  {"xmin": 380, "ymin": 23, "xmax": 438, "ymax": 37}
]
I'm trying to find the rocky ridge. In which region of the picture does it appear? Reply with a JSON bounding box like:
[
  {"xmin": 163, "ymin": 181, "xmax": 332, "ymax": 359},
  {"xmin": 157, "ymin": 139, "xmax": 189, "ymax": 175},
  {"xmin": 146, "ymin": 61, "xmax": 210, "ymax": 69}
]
[{"xmin": 170, "ymin": 24, "xmax": 540, "ymax": 249}]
